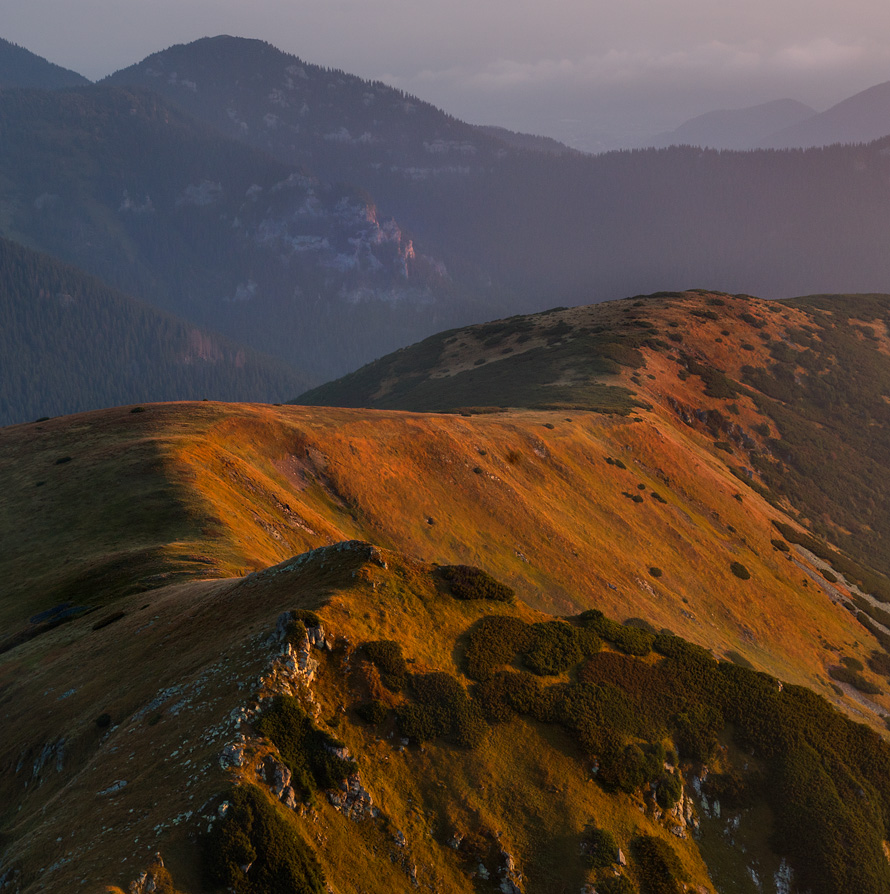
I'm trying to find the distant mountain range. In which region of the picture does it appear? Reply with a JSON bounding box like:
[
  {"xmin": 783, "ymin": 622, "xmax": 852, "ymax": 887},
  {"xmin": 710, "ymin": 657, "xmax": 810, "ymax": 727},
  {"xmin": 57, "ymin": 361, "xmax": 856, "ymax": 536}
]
[
  {"xmin": 760, "ymin": 79, "xmax": 890, "ymax": 149},
  {"xmin": 644, "ymin": 80, "xmax": 890, "ymax": 151},
  {"xmin": 5, "ymin": 34, "xmax": 890, "ymax": 421},
  {"xmin": 645, "ymin": 98, "xmax": 817, "ymax": 150}
]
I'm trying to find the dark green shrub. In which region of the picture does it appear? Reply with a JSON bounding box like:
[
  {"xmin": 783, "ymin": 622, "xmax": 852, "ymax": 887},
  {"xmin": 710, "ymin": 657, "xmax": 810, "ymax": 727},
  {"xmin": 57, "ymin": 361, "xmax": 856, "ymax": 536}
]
[
  {"xmin": 842, "ymin": 656, "xmax": 865, "ymax": 672},
  {"xmin": 596, "ymin": 877, "xmax": 637, "ymax": 894},
  {"xmin": 474, "ymin": 672, "xmax": 536, "ymax": 722},
  {"xmin": 256, "ymin": 697, "xmax": 356, "ymax": 799},
  {"xmin": 359, "ymin": 640, "xmax": 408, "ymax": 691},
  {"xmin": 650, "ymin": 491, "xmax": 667, "ymax": 503},
  {"xmin": 606, "ymin": 457, "xmax": 627, "ymax": 469},
  {"xmin": 440, "ymin": 565, "xmax": 514, "ymax": 603},
  {"xmin": 655, "ymin": 770, "xmax": 683, "ymax": 809},
  {"xmin": 648, "ymin": 567, "xmax": 663, "ymax": 578},
  {"xmin": 828, "ymin": 665, "xmax": 881, "ymax": 695},
  {"xmin": 600, "ymin": 744, "xmax": 645, "ymax": 793},
  {"xmin": 581, "ymin": 824, "xmax": 619, "ymax": 869},
  {"xmin": 674, "ymin": 704, "xmax": 722, "ymax": 762},
  {"xmin": 867, "ymin": 650, "xmax": 890, "ymax": 677},
  {"xmin": 398, "ymin": 672, "xmax": 487, "ymax": 748},
  {"xmin": 204, "ymin": 786, "xmax": 326, "ymax": 894},
  {"xmin": 523, "ymin": 622, "xmax": 583, "ymax": 675},
  {"xmin": 559, "ymin": 682, "xmax": 639, "ymax": 752},
  {"xmin": 631, "ymin": 835, "xmax": 686, "ymax": 894},
  {"xmin": 771, "ymin": 538, "xmax": 790, "ymax": 552},
  {"xmin": 464, "ymin": 616, "xmax": 533, "ymax": 681},
  {"xmin": 576, "ymin": 610, "xmax": 654, "ymax": 656},
  {"xmin": 355, "ymin": 700, "xmax": 389, "ymax": 725},
  {"xmin": 730, "ymin": 561, "xmax": 751, "ymax": 580}
]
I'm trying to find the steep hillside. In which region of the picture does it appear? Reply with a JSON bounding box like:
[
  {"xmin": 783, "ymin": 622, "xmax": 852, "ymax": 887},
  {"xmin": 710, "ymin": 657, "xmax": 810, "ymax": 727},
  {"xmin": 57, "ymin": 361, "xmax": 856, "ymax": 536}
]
[
  {"xmin": 0, "ymin": 84, "xmax": 478, "ymax": 382},
  {"xmin": 2, "ymin": 394, "xmax": 887, "ymax": 728},
  {"xmin": 0, "ymin": 36, "xmax": 88, "ymax": 88},
  {"xmin": 0, "ymin": 236, "xmax": 310, "ymax": 426},
  {"xmin": 5, "ymin": 291, "xmax": 890, "ymax": 893},
  {"xmin": 298, "ymin": 290, "xmax": 890, "ymax": 587},
  {"xmin": 4, "ymin": 543, "xmax": 890, "ymax": 894}
]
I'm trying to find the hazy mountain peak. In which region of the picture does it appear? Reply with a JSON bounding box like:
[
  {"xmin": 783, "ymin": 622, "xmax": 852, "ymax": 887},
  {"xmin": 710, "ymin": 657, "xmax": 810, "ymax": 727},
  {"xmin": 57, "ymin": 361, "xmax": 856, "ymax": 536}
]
[
  {"xmin": 760, "ymin": 78, "xmax": 890, "ymax": 148},
  {"xmin": 0, "ymin": 35, "xmax": 89, "ymax": 88},
  {"xmin": 645, "ymin": 98, "xmax": 816, "ymax": 150}
]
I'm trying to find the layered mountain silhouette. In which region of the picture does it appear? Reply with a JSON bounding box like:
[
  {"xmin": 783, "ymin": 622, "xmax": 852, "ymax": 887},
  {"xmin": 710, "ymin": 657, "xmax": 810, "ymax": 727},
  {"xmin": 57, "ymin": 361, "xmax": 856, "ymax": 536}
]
[
  {"xmin": 759, "ymin": 79, "xmax": 890, "ymax": 148},
  {"xmin": 645, "ymin": 98, "xmax": 817, "ymax": 150}
]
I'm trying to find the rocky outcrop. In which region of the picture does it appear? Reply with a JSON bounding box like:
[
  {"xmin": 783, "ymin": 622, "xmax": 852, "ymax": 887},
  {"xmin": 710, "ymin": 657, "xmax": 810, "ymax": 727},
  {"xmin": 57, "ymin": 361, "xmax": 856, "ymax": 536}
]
[
  {"xmin": 499, "ymin": 849, "xmax": 524, "ymax": 893},
  {"xmin": 327, "ymin": 773, "xmax": 377, "ymax": 820}
]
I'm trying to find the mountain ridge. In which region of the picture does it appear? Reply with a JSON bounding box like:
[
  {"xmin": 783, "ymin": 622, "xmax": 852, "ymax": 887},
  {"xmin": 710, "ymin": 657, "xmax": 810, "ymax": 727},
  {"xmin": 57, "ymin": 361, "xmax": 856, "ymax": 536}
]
[
  {"xmin": 5, "ymin": 291, "xmax": 890, "ymax": 892},
  {"xmin": 0, "ymin": 36, "xmax": 88, "ymax": 89},
  {"xmin": 760, "ymin": 79, "xmax": 890, "ymax": 148}
]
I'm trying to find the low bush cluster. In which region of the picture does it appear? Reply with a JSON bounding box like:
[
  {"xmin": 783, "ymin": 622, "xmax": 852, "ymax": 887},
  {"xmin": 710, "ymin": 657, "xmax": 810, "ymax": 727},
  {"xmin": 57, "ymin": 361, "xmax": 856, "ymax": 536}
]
[
  {"xmin": 454, "ymin": 604, "xmax": 890, "ymax": 894},
  {"xmin": 581, "ymin": 823, "xmax": 619, "ymax": 869},
  {"xmin": 828, "ymin": 664, "xmax": 881, "ymax": 695},
  {"xmin": 355, "ymin": 699, "xmax": 389, "ymax": 725},
  {"xmin": 464, "ymin": 616, "xmax": 534, "ymax": 681},
  {"xmin": 523, "ymin": 621, "xmax": 599, "ymax": 675},
  {"xmin": 576, "ymin": 610, "xmax": 655, "ymax": 656},
  {"xmin": 256, "ymin": 697, "xmax": 356, "ymax": 801},
  {"xmin": 465, "ymin": 615, "xmax": 601, "ymax": 681},
  {"xmin": 729, "ymin": 561, "xmax": 751, "ymax": 580},
  {"xmin": 867, "ymin": 650, "xmax": 890, "ymax": 678},
  {"xmin": 204, "ymin": 786, "xmax": 326, "ymax": 894},
  {"xmin": 397, "ymin": 672, "xmax": 487, "ymax": 748},
  {"xmin": 631, "ymin": 835, "xmax": 686, "ymax": 894},
  {"xmin": 439, "ymin": 565, "xmax": 515, "ymax": 602},
  {"xmin": 358, "ymin": 640, "xmax": 408, "ymax": 691}
]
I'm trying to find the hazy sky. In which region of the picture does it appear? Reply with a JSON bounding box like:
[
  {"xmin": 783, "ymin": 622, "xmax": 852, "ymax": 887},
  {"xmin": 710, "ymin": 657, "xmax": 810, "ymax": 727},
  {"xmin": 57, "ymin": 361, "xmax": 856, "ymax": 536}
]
[{"xmin": 6, "ymin": 0, "xmax": 890, "ymax": 149}]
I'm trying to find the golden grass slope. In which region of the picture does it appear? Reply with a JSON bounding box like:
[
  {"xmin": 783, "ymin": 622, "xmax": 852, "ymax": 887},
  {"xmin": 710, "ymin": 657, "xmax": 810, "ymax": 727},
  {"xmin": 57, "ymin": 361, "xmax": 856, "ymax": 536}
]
[
  {"xmin": 1, "ymin": 392, "xmax": 885, "ymax": 730},
  {"xmin": 0, "ymin": 545, "xmax": 722, "ymax": 894}
]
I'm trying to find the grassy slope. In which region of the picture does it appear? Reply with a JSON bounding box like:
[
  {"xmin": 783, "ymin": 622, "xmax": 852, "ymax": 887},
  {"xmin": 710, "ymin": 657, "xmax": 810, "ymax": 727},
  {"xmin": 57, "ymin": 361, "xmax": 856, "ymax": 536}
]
[
  {"xmin": 298, "ymin": 289, "xmax": 890, "ymax": 584},
  {"xmin": 0, "ymin": 548, "xmax": 717, "ymax": 893},
  {"xmin": 5, "ymin": 290, "xmax": 890, "ymax": 891},
  {"xmin": 0, "ymin": 397, "xmax": 881, "ymax": 722}
]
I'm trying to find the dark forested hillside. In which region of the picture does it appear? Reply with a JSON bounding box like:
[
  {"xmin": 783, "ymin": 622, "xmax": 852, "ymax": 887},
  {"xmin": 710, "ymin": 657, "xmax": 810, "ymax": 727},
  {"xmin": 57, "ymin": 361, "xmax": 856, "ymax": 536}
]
[
  {"xmin": 0, "ymin": 237, "xmax": 310, "ymax": 425},
  {"xmin": 0, "ymin": 84, "xmax": 490, "ymax": 382},
  {"xmin": 0, "ymin": 36, "xmax": 88, "ymax": 88},
  {"xmin": 106, "ymin": 37, "xmax": 890, "ymax": 313}
]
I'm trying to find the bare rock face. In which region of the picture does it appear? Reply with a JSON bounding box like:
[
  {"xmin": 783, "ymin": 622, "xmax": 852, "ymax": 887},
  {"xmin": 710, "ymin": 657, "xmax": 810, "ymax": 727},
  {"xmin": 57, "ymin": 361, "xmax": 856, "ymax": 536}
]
[
  {"xmin": 499, "ymin": 849, "xmax": 524, "ymax": 893},
  {"xmin": 218, "ymin": 737, "xmax": 250, "ymax": 770},
  {"xmin": 327, "ymin": 773, "xmax": 376, "ymax": 819},
  {"xmin": 128, "ymin": 854, "xmax": 168, "ymax": 894},
  {"xmin": 264, "ymin": 753, "xmax": 292, "ymax": 799}
]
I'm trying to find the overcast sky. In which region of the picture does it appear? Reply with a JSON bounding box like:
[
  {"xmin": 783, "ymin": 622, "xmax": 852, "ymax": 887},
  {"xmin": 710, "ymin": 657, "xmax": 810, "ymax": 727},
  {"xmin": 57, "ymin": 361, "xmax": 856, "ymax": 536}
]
[{"xmin": 6, "ymin": 0, "xmax": 890, "ymax": 150}]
